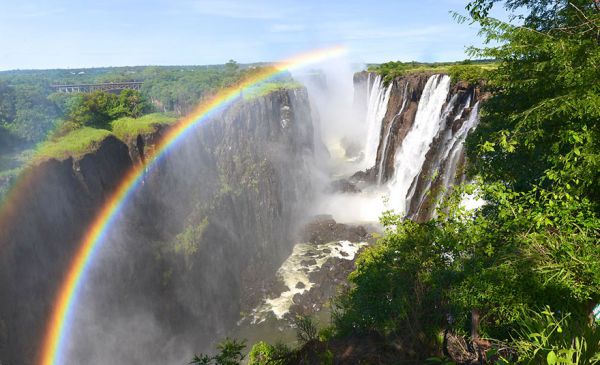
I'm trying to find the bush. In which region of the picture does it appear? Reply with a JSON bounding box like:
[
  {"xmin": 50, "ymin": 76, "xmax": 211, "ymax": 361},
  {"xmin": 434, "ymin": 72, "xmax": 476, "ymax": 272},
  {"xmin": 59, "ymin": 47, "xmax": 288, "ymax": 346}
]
[
  {"xmin": 294, "ymin": 315, "xmax": 318, "ymax": 344},
  {"xmin": 447, "ymin": 64, "xmax": 487, "ymax": 85},
  {"xmin": 190, "ymin": 338, "xmax": 246, "ymax": 365},
  {"xmin": 248, "ymin": 341, "xmax": 292, "ymax": 365}
]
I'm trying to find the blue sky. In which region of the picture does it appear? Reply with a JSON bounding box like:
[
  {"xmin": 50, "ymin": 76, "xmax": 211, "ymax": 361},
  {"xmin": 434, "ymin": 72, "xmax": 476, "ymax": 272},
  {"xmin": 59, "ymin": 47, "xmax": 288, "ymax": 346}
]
[{"xmin": 0, "ymin": 0, "xmax": 490, "ymax": 70}]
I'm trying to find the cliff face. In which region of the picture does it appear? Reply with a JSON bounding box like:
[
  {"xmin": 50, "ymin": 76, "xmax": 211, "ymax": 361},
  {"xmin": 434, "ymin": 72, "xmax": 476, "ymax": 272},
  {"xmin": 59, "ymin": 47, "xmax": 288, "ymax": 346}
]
[
  {"xmin": 353, "ymin": 71, "xmax": 486, "ymax": 221},
  {"xmin": 0, "ymin": 88, "xmax": 315, "ymax": 364},
  {"xmin": 0, "ymin": 136, "xmax": 132, "ymax": 364}
]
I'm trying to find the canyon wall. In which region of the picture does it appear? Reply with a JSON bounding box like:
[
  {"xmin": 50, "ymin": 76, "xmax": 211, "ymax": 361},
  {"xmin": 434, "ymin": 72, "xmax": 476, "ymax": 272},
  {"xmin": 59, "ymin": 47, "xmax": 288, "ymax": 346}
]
[{"xmin": 0, "ymin": 88, "xmax": 315, "ymax": 364}]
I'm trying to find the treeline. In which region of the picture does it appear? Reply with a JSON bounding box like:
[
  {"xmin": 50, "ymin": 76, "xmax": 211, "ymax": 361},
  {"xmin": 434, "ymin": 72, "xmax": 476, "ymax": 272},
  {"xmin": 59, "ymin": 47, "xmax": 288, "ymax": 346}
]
[
  {"xmin": 368, "ymin": 59, "xmax": 496, "ymax": 85},
  {"xmin": 0, "ymin": 60, "xmax": 275, "ymax": 144}
]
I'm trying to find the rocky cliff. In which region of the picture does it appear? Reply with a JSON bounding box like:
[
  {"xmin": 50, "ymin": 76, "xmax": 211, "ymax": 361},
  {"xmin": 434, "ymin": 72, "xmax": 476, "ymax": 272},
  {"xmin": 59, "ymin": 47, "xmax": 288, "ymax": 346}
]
[
  {"xmin": 0, "ymin": 88, "xmax": 315, "ymax": 364},
  {"xmin": 352, "ymin": 71, "xmax": 487, "ymax": 221}
]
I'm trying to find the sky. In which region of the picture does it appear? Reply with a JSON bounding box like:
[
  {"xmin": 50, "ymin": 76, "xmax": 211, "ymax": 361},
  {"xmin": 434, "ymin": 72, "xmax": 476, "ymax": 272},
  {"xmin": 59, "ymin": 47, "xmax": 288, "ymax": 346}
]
[{"xmin": 0, "ymin": 0, "xmax": 491, "ymax": 70}]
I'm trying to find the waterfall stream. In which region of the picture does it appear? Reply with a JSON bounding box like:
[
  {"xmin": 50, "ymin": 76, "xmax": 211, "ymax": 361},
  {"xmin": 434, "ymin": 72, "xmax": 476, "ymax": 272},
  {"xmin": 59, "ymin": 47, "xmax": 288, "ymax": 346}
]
[
  {"xmin": 388, "ymin": 74, "xmax": 451, "ymax": 215},
  {"xmin": 363, "ymin": 75, "xmax": 392, "ymax": 169},
  {"xmin": 376, "ymin": 81, "xmax": 409, "ymax": 185}
]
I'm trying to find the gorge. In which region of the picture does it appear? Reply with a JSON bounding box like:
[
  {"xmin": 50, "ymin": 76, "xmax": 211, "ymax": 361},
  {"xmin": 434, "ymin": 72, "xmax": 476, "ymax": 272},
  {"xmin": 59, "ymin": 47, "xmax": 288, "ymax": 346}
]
[{"xmin": 0, "ymin": 68, "xmax": 485, "ymax": 365}]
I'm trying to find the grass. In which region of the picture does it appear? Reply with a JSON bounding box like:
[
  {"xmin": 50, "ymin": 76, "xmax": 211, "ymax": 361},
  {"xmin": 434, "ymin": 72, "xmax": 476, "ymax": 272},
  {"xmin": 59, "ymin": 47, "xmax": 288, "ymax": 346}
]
[
  {"xmin": 35, "ymin": 127, "xmax": 113, "ymax": 161},
  {"xmin": 367, "ymin": 60, "xmax": 498, "ymax": 85},
  {"xmin": 242, "ymin": 81, "xmax": 303, "ymax": 100},
  {"xmin": 111, "ymin": 112, "xmax": 178, "ymax": 140}
]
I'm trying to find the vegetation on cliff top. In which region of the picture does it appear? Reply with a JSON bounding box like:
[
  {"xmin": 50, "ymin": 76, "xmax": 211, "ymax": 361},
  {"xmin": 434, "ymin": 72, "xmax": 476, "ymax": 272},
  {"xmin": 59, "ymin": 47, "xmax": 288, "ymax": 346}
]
[
  {"xmin": 110, "ymin": 112, "xmax": 177, "ymax": 140},
  {"xmin": 34, "ymin": 127, "xmax": 113, "ymax": 160},
  {"xmin": 368, "ymin": 59, "xmax": 497, "ymax": 85},
  {"xmin": 243, "ymin": 81, "xmax": 303, "ymax": 100}
]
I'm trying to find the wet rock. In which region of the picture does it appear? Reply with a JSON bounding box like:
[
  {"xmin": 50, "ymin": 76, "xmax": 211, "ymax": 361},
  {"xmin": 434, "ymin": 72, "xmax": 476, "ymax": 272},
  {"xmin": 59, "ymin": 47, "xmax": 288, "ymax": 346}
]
[
  {"xmin": 329, "ymin": 178, "xmax": 361, "ymax": 193},
  {"xmin": 301, "ymin": 258, "xmax": 317, "ymax": 266},
  {"xmin": 300, "ymin": 215, "xmax": 370, "ymax": 244},
  {"xmin": 295, "ymin": 282, "xmax": 306, "ymax": 289}
]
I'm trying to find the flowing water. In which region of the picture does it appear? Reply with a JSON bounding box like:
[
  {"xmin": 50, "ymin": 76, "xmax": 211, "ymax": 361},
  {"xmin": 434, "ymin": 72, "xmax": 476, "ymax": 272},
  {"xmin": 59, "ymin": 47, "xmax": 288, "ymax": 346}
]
[
  {"xmin": 388, "ymin": 74, "xmax": 451, "ymax": 215},
  {"xmin": 377, "ymin": 81, "xmax": 409, "ymax": 185},
  {"xmin": 363, "ymin": 75, "xmax": 393, "ymax": 170}
]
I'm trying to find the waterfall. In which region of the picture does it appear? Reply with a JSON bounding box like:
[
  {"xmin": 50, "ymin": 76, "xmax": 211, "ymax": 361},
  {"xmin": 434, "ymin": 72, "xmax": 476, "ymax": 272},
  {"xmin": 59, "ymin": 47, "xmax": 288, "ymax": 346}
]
[
  {"xmin": 407, "ymin": 95, "xmax": 471, "ymax": 211},
  {"xmin": 363, "ymin": 75, "xmax": 392, "ymax": 169},
  {"xmin": 440, "ymin": 101, "xmax": 480, "ymax": 189},
  {"xmin": 377, "ymin": 81, "xmax": 409, "ymax": 185},
  {"xmin": 388, "ymin": 74, "xmax": 451, "ymax": 215}
]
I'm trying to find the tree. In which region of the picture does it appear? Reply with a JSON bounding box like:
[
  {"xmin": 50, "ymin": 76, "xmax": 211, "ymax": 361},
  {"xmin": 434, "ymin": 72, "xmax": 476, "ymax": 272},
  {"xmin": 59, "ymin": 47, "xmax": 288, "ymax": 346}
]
[
  {"xmin": 190, "ymin": 338, "xmax": 246, "ymax": 365},
  {"xmin": 61, "ymin": 89, "xmax": 151, "ymax": 130}
]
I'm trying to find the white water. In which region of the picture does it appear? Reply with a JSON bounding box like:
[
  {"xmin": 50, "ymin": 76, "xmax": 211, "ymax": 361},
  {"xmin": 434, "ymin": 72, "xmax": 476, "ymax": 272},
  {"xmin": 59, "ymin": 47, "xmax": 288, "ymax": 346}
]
[
  {"xmin": 408, "ymin": 96, "xmax": 472, "ymax": 214},
  {"xmin": 388, "ymin": 74, "xmax": 451, "ymax": 215},
  {"xmin": 363, "ymin": 75, "xmax": 392, "ymax": 169},
  {"xmin": 251, "ymin": 240, "xmax": 367, "ymax": 321},
  {"xmin": 441, "ymin": 101, "xmax": 480, "ymax": 189},
  {"xmin": 377, "ymin": 81, "xmax": 409, "ymax": 185}
]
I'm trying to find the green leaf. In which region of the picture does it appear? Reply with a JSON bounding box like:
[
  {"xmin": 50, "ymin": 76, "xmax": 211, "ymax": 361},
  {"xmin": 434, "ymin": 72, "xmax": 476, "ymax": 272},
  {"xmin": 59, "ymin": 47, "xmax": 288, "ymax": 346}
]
[{"xmin": 547, "ymin": 350, "xmax": 557, "ymax": 365}]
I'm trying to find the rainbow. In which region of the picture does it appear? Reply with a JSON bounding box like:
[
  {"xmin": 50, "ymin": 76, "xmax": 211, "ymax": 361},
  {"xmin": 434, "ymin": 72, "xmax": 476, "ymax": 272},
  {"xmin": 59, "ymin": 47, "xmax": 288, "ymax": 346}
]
[{"xmin": 37, "ymin": 46, "xmax": 347, "ymax": 365}]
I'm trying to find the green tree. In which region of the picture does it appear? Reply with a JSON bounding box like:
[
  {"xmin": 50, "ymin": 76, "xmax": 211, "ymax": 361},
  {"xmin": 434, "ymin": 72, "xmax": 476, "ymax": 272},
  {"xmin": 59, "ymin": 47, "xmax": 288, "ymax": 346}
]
[{"xmin": 190, "ymin": 338, "xmax": 246, "ymax": 365}]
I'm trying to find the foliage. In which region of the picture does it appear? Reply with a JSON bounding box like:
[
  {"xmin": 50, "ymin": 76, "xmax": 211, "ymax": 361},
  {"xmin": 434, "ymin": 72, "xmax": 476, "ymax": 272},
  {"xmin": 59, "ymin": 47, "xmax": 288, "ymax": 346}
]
[
  {"xmin": 171, "ymin": 218, "xmax": 209, "ymax": 267},
  {"xmin": 368, "ymin": 60, "xmax": 496, "ymax": 85},
  {"xmin": 334, "ymin": 2, "xmax": 600, "ymax": 357},
  {"xmin": 0, "ymin": 61, "xmax": 280, "ymax": 144},
  {"xmin": 190, "ymin": 338, "xmax": 246, "ymax": 365},
  {"xmin": 60, "ymin": 89, "xmax": 151, "ymax": 130},
  {"xmin": 34, "ymin": 127, "xmax": 113, "ymax": 160},
  {"xmin": 447, "ymin": 64, "xmax": 488, "ymax": 85},
  {"xmin": 294, "ymin": 315, "xmax": 319, "ymax": 344},
  {"xmin": 332, "ymin": 213, "xmax": 456, "ymax": 353},
  {"xmin": 248, "ymin": 341, "xmax": 292, "ymax": 365},
  {"xmin": 0, "ymin": 81, "xmax": 60, "ymax": 142},
  {"xmin": 243, "ymin": 81, "xmax": 302, "ymax": 100},
  {"xmin": 507, "ymin": 307, "xmax": 600, "ymax": 364},
  {"xmin": 466, "ymin": 0, "xmax": 598, "ymax": 29},
  {"xmin": 110, "ymin": 112, "xmax": 177, "ymax": 140}
]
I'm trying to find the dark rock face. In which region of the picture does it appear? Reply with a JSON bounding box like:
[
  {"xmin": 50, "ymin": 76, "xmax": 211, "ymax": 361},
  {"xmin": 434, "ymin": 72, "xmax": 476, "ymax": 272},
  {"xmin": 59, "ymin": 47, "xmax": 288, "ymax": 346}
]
[
  {"xmin": 0, "ymin": 88, "xmax": 315, "ymax": 364},
  {"xmin": 0, "ymin": 136, "xmax": 132, "ymax": 365}
]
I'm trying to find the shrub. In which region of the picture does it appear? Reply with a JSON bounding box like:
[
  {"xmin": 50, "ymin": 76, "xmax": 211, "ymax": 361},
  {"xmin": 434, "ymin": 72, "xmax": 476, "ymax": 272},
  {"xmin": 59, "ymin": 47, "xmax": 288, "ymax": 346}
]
[
  {"xmin": 190, "ymin": 338, "xmax": 246, "ymax": 365},
  {"xmin": 248, "ymin": 341, "xmax": 292, "ymax": 365}
]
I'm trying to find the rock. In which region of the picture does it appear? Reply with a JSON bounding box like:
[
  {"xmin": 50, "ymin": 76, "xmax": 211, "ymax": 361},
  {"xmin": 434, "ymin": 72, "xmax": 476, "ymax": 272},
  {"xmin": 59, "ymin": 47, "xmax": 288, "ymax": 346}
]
[
  {"xmin": 295, "ymin": 282, "xmax": 306, "ymax": 289},
  {"xmin": 301, "ymin": 258, "xmax": 317, "ymax": 266},
  {"xmin": 300, "ymin": 215, "xmax": 370, "ymax": 244},
  {"xmin": 329, "ymin": 178, "xmax": 361, "ymax": 193}
]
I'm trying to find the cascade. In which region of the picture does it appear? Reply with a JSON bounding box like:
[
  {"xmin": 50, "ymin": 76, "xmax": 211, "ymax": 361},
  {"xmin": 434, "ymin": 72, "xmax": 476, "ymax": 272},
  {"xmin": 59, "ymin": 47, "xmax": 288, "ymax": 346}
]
[
  {"xmin": 377, "ymin": 81, "xmax": 409, "ymax": 184},
  {"xmin": 363, "ymin": 75, "xmax": 392, "ymax": 169},
  {"xmin": 407, "ymin": 95, "xmax": 472, "ymax": 213},
  {"xmin": 387, "ymin": 74, "xmax": 451, "ymax": 215},
  {"xmin": 440, "ymin": 101, "xmax": 480, "ymax": 190}
]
